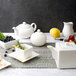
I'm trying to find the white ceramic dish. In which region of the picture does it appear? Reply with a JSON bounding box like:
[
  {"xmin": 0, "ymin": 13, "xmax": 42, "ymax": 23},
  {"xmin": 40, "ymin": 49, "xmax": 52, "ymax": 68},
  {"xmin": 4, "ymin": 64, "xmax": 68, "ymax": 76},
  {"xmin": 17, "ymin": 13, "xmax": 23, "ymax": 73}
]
[
  {"xmin": 8, "ymin": 51, "xmax": 39, "ymax": 62},
  {"xmin": 15, "ymin": 44, "xmax": 33, "ymax": 59},
  {"xmin": 47, "ymin": 42, "xmax": 76, "ymax": 68},
  {"xmin": 0, "ymin": 40, "xmax": 17, "ymax": 49},
  {"xmin": 0, "ymin": 59, "xmax": 11, "ymax": 70},
  {"xmin": 31, "ymin": 29, "xmax": 46, "ymax": 46}
]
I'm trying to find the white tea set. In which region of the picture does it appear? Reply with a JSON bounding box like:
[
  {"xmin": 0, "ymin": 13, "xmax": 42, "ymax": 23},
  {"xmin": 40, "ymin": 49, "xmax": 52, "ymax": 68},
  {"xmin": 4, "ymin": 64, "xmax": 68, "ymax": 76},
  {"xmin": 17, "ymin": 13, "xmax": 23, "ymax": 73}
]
[{"xmin": 12, "ymin": 22, "xmax": 46, "ymax": 46}]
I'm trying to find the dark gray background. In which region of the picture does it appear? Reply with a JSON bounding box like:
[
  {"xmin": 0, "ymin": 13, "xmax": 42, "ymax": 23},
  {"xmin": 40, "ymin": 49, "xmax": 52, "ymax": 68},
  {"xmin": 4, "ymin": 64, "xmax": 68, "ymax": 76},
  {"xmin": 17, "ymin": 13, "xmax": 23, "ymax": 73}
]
[{"xmin": 0, "ymin": 0, "xmax": 76, "ymax": 32}]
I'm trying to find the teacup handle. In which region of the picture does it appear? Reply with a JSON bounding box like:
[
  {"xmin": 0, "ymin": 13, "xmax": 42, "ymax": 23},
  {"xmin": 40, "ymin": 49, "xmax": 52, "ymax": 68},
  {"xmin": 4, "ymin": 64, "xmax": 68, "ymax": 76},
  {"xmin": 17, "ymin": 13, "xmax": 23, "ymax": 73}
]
[{"xmin": 31, "ymin": 23, "xmax": 37, "ymax": 31}]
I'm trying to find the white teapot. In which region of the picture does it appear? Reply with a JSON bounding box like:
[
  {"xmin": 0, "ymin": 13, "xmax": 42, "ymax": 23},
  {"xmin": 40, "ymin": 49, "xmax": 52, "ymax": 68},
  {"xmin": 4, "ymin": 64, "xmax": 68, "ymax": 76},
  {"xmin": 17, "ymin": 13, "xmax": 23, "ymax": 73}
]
[{"xmin": 12, "ymin": 22, "xmax": 37, "ymax": 38}]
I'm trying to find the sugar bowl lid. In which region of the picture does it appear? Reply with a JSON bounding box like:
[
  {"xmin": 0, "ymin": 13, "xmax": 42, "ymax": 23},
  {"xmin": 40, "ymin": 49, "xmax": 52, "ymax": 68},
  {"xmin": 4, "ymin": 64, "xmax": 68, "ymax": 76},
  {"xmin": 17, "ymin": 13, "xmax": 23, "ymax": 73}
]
[
  {"xmin": 31, "ymin": 29, "xmax": 46, "ymax": 39},
  {"xmin": 33, "ymin": 29, "xmax": 44, "ymax": 35}
]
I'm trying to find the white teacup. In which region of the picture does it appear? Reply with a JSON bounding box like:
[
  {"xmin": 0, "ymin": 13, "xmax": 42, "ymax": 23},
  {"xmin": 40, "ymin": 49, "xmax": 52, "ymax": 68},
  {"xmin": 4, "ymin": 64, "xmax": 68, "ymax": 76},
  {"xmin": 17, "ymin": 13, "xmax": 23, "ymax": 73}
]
[{"xmin": 15, "ymin": 44, "xmax": 33, "ymax": 59}]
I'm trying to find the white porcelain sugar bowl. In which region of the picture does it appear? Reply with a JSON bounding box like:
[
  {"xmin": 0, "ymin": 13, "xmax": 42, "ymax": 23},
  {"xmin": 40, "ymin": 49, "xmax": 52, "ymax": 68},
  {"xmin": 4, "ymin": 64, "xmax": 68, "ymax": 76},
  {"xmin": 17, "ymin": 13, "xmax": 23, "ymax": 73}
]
[
  {"xmin": 31, "ymin": 29, "xmax": 46, "ymax": 46},
  {"xmin": 12, "ymin": 22, "xmax": 37, "ymax": 38}
]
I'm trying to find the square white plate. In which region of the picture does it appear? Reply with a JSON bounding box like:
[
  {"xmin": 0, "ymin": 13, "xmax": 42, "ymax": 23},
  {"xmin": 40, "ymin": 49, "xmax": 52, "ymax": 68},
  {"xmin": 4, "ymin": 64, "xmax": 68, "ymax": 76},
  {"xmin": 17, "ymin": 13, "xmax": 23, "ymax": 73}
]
[
  {"xmin": 0, "ymin": 59, "xmax": 11, "ymax": 70},
  {"xmin": 8, "ymin": 51, "xmax": 39, "ymax": 62}
]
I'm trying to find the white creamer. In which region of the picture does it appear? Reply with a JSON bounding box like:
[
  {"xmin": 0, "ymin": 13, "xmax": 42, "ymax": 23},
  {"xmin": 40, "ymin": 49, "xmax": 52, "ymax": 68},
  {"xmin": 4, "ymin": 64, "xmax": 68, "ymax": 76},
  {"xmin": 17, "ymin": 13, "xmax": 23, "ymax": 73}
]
[{"xmin": 62, "ymin": 22, "xmax": 74, "ymax": 37}]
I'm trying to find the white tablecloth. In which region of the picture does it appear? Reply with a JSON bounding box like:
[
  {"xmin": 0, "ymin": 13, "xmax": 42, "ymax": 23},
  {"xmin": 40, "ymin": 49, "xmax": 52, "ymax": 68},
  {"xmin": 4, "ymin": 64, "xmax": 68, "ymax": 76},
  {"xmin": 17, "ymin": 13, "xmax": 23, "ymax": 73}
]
[{"xmin": 0, "ymin": 33, "xmax": 76, "ymax": 76}]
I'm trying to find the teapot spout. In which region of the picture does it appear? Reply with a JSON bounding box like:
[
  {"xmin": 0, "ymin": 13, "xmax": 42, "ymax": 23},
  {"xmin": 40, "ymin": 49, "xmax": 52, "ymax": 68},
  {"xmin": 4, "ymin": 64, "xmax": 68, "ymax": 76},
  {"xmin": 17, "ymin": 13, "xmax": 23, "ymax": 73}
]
[{"xmin": 12, "ymin": 27, "xmax": 18, "ymax": 35}]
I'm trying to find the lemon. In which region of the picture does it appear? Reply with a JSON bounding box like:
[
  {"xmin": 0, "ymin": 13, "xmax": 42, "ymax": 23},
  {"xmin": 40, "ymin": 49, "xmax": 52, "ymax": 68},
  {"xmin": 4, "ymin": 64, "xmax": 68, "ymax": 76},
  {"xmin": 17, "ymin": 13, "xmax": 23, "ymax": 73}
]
[
  {"xmin": 13, "ymin": 45, "xmax": 19, "ymax": 48},
  {"xmin": 49, "ymin": 28, "xmax": 60, "ymax": 38}
]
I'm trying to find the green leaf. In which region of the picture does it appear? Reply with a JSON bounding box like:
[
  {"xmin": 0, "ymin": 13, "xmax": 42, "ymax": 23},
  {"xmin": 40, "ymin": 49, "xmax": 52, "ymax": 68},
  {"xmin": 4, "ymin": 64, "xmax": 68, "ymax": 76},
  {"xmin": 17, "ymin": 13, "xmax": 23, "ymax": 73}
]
[
  {"xmin": 17, "ymin": 41, "xmax": 21, "ymax": 47},
  {"xmin": 17, "ymin": 40, "xmax": 25, "ymax": 50},
  {"xmin": 0, "ymin": 32, "xmax": 5, "ymax": 40}
]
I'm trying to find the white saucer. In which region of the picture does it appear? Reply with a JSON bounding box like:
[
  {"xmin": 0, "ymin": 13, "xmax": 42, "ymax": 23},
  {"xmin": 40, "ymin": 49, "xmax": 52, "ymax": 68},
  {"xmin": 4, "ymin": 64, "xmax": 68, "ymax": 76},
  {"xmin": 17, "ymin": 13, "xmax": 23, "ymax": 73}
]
[
  {"xmin": 8, "ymin": 51, "xmax": 39, "ymax": 62},
  {"xmin": 0, "ymin": 59, "xmax": 11, "ymax": 70}
]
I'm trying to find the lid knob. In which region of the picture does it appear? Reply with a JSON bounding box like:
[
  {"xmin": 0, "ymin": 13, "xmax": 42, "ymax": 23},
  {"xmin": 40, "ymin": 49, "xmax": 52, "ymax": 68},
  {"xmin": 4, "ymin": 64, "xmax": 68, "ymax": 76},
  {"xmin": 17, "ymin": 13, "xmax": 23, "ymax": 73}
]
[
  {"xmin": 23, "ymin": 22, "xmax": 26, "ymax": 25},
  {"xmin": 37, "ymin": 29, "xmax": 41, "ymax": 32}
]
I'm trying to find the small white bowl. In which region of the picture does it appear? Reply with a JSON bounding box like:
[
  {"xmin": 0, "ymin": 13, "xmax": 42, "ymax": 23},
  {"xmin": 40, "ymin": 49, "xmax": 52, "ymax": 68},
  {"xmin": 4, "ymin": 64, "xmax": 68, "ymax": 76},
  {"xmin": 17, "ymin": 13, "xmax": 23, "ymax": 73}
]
[
  {"xmin": 0, "ymin": 40, "xmax": 17, "ymax": 49},
  {"xmin": 15, "ymin": 44, "xmax": 33, "ymax": 59}
]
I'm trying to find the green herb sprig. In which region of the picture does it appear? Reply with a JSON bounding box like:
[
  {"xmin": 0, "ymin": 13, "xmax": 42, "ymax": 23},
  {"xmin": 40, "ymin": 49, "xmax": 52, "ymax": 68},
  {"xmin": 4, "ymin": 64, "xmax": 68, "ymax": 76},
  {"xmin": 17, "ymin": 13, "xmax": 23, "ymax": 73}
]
[
  {"xmin": 0, "ymin": 32, "xmax": 5, "ymax": 40},
  {"xmin": 17, "ymin": 41, "xmax": 25, "ymax": 50}
]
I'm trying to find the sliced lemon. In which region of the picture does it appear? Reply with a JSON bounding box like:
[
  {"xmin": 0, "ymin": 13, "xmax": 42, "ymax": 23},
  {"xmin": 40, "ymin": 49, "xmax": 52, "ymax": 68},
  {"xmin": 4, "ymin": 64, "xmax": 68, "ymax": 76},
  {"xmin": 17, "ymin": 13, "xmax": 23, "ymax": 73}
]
[{"xmin": 13, "ymin": 45, "xmax": 19, "ymax": 48}]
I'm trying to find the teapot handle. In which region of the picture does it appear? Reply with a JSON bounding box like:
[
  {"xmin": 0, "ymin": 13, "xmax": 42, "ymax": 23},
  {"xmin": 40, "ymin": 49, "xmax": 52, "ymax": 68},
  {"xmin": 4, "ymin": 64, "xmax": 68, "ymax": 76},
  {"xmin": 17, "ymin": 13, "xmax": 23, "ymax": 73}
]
[{"xmin": 31, "ymin": 23, "xmax": 37, "ymax": 31}]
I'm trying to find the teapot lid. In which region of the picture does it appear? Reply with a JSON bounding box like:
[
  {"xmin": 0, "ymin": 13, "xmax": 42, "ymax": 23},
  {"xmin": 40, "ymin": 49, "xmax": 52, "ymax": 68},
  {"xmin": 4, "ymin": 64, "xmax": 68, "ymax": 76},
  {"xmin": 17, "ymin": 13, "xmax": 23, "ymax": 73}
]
[{"xmin": 16, "ymin": 22, "xmax": 31, "ymax": 29}]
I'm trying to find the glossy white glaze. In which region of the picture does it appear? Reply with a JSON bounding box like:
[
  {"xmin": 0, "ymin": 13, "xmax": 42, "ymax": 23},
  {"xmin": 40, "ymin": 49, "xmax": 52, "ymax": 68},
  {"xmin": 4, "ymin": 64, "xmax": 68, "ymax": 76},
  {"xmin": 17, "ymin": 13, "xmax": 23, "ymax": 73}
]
[
  {"xmin": 12, "ymin": 22, "xmax": 37, "ymax": 38},
  {"xmin": 31, "ymin": 29, "xmax": 46, "ymax": 46}
]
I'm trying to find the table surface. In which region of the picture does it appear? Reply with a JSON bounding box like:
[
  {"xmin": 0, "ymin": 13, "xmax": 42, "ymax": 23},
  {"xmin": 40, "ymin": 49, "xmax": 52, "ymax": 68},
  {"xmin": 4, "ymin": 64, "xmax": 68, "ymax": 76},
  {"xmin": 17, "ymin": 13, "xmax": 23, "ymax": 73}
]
[
  {"xmin": 0, "ymin": 33, "xmax": 76, "ymax": 76},
  {"xmin": 3, "ymin": 33, "xmax": 64, "ymax": 43}
]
